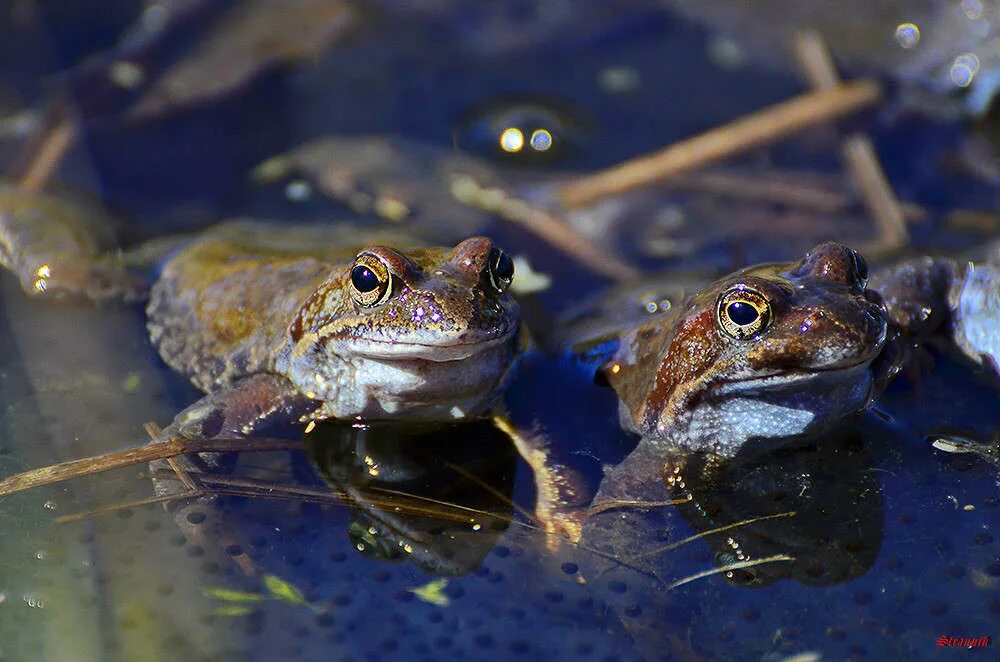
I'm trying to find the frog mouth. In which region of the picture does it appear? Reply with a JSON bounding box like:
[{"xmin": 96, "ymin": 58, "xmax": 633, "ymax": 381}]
[
  {"xmin": 345, "ymin": 332, "xmax": 516, "ymax": 362},
  {"xmin": 712, "ymin": 363, "xmax": 870, "ymax": 395}
]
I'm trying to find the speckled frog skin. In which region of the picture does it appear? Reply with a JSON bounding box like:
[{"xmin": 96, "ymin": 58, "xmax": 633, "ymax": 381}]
[
  {"xmin": 517, "ymin": 241, "xmax": 1000, "ymax": 545},
  {"xmin": 147, "ymin": 223, "xmax": 520, "ymax": 422},
  {"xmin": 0, "ymin": 206, "xmax": 521, "ymax": 444},
  {"xmin": 604, "ymin": 242, "xmax": 886, "ymax": 457}
]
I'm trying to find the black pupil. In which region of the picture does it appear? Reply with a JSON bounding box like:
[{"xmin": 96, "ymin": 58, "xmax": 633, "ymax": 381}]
[
  {"xmin": 351, "ymin": 265, "xmax": 380, "ymax": 292},
  {"xmin": 726, "ymin": 301, "xmax": 760, "ymax": 326},
  {"xmin": 494, "ymin": 251, "xmax": 514, "ymax": 281}
]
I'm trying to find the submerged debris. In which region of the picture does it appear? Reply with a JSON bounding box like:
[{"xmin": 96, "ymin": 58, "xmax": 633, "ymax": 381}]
[
  {"xmin": 663, "ymin": 0, "xmax": 1000, "ymax": 115},
  {"xmin": 130, "ymin": 0, "xmax": 356, "ymax": 118}
]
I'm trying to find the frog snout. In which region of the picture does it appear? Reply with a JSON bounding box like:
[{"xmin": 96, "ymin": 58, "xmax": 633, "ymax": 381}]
[
  {"xmin": 793, "ymin": 304, "xmax": 886, "ymax": 368},
  {"xmin": 750, "ymin": 300, "xmax": 885, "ymax": 372}
]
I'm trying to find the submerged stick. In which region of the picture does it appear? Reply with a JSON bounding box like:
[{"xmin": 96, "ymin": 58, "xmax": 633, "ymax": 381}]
[
  {"xmin": 0, "ymin": 436, "xmax": 300, "ymax": 496},
  {"xmin": 55, "ymin": 491, "xmax": 197, "ymax": 524},
  {"xmin": 559, "ymin": 80, "xmax": 881, "ymax": 208},
  {"xmin": 18, "ymin": 119, "xmax": 77, "ymax": 192},
  {"xmin": 792, "ymin": 30, "xmax": 908, "ymax": 249},
  {"xmin": 668, "ymin": 169, "xmax": 926, "ymax": 222}
]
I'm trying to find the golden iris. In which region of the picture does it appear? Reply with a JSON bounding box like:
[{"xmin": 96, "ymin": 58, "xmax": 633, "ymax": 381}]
[
  {"xmin": 717, "ymin": 287, "xmax": 771, "ymax": 339},
  {"xmin": 350, "ymin": 253, "xmax": 393, "ymax": 307}
]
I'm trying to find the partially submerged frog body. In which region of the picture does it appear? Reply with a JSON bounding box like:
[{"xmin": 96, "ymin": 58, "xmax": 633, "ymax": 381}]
[
  {"xmin": 148, "ymin": 221, "xmax": 520, "ymax": 424},
  {"xmin": 0, "ymin": 183, "xmax": 151, "ymax": 301},
  {"xmin": 606, "ymin": 242, "xmax": 886, "ymax": 458},
  {"xmin": 873, "ymin": 248, "xmax": 1000, "ymax": 374},
  {"xmin": 512, "ymin": 242, "xmax": 884, "ymax": 543},
  {"xmin": 870, "ymin": 246, "xmax": 1000, "ymax": 465},
  {"xmin": 0, "ymin": 209, "xmax": 522, "ymax": 486},
  {"xmin": 522, "ymin": 242, "xmax": 1000, "ymax": 543}
]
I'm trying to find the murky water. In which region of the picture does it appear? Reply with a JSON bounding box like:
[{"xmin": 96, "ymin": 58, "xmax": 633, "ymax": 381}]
[{"xmin": 0, "ymin": 2, "xmax": 998, "ymax": 661}]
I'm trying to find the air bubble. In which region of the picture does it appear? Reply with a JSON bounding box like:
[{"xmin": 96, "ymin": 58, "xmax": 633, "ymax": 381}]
[
  {"xmin": 529, "ymin": 129, "xmax": 552, "ymax": 151},
  {"xmin": 22, "ymin": 593, "xmax": 46, "ymax": 609},
  {"xmin": 962, "ymin": 0, "xmax": 984, "ymax": 20},
  {"xmin": 950, "ymin": 53, "xmax": 981, "ymax": 88},
  {"xmin": 499, "ymin": 127, "xmax": 524, "ymax": 153},
  {"xmin": 894, "ymin": 23, "xmax": 920, "ymax": 49},
  {"xmin": 285, "ymin": 180, "xmax": 312, "ymax": 202}
]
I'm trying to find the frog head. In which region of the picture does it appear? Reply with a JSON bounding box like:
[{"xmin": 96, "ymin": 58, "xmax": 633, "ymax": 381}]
[
  {"xmin": 278, "ymin": 237, "xmax": 520, "ymax": 420},
  {"xmin": 607, "ymin": 243, "xmax": 887, "ymax": 457}
]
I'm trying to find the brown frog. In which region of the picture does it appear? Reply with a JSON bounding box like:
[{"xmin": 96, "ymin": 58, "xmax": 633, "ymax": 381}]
[
  {"xmin": 146, "ymin": 221, "xmax": 520, "ymax": 428},
  {"xmin": 604, "ymin": 241, "xmax": 886, "ymax": 459},
  {"xmin": 0, "ymin": 202, "xmax": 521, "ymax": 489},
  {"xmin": 523, "ymin": 241, "xmax": 1000, "ymax": 540}
]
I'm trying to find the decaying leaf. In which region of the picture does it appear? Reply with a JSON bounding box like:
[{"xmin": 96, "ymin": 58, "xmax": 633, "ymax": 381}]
[
  {"xmin": 262, "ymin": 574, "xmax": 307, "ymax": 606},
  {"xmin": 202, "ymin": 587, "xmax": 266, "ymax": 603},
  {"xmin": 130, "ymin": 0, "xmax": 356, "ymax": 118}
]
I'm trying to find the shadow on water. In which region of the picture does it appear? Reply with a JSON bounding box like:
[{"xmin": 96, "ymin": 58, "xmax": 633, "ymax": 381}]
[{"xmin": 306, "ymin": 420, "xmax": 518, "ymax": 577}]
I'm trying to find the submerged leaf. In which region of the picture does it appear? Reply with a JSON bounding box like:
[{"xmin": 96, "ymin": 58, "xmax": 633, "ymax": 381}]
[
  {"xmin": 408, "ymin": 578, "xmax": 451, "ymax": 607},
  {"xmin": 120, "ymin": 372, "xmax": 142, "ymax": 393},
  {"xmin": 263, "ymin": 574, "xmax": 307, "ymax": 605},
  {"xmin": 130, "ymin": 0, "xmax": 356, "ymax": 118},
  {"xmin": 212, "ymin": 605, "xmax": 256, "ymax": 617},
  {"xmin": 203, "ymin": 587, "xmax": 266, "ymax": 603}
]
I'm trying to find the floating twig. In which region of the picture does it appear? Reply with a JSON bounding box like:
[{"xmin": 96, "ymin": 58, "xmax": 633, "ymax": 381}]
[
  {"xmin": 0, "ymin": 436, "xmax": 301, "ymax": 496},
  {"xmin": 666, "ymin": 554, "xmax": 795, "ymax": 591},
  {"xmin": 635, "ymin": 510, "xmax": 796, "ymax": 559},
  {"xmin": 559, "ymin": 80, "xmax": 881, "ymax": 208},
  {"xmin": 450, "ymin": 174, "xmax": 640, "ymax": 280},
  {"xmin": 444, "ymin": 459, "xmax": 539, "ymax": 525},
  {"xmin": 668, "ymin": 169, "xmax": 926, "ymax": 222},
  {"xmin": 587, "ymin": 497, "xmax": 691, "ymax": 517},
  {"xmin": 145, "ymin": 421, "xmax": 202, "ymax": 493},
  {"xmin": 792, "ymin": 30, "xmax": 908, "ymax": 249}
]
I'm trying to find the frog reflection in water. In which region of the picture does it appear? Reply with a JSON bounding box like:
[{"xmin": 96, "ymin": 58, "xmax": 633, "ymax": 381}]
[
  {"xmin": 0, "ymin": 211, "xmax": 521, "ymax": 467},
  {"xmin": 527, "ymin": 241, "xmax": 1000, "ymax": 540}
]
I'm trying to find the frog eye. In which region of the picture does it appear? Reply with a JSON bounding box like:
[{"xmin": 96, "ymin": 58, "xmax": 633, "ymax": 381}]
[
  {"xmin": 350, "ymin": 253, "xmax": 393, "ymax": 307},
  {"xmin": 717, "ymin": 287, "xmax": 772, "ymax": 340},
  {"xmin": 487, "ymin": 248, "xmax": 515, "ymax": 293}
]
